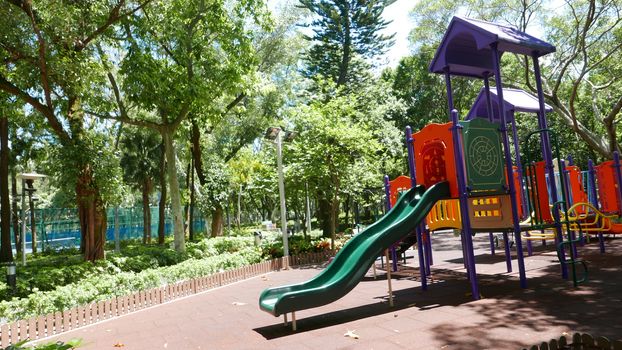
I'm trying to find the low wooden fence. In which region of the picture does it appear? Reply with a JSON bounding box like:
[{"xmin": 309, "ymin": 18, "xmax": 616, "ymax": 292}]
[{"xmin": 0, "ymin": 251, "xmax": 334, "ymax": 348}]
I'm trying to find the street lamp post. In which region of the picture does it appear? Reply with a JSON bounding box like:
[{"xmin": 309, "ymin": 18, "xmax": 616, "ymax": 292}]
[
  {"xmin": 305, "ymin": 182, "xmax": 312, "ymax": 237},
  {"xmin": 265, "ymin": 127, "xmax": 296, "ymax": 261},
  {"xmin": 18, "ymin": 173, "xmax": 46, "ymax": 266}
]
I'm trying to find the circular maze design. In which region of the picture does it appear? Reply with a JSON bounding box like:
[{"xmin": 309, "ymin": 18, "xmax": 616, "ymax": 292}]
[{"xmin": 468, "ymin": 136, "xmax": 499, "ymax": 177}]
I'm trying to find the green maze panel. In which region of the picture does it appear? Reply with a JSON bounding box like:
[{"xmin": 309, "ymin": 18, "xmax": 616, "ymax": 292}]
[{"xmin": 459, "ymin": 118, "xmax": 505, "ymax": 194}]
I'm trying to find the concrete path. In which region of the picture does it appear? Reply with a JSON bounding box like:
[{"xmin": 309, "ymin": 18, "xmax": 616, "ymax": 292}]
[{"xmin": 42, "ymin": 234, "xmax": 622, "ymax": 349}]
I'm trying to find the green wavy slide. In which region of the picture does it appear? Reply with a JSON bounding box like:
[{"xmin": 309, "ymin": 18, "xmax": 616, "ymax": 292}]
[{"xmin": 259, "ymin": 181, "xmax": 450, "ymax": 317}]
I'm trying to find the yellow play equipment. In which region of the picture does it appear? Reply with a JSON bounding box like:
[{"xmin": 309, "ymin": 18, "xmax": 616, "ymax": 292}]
[
  {"xmin": 520, "ymin": 202, "xmax": 619, "ymax": 241},
  {"xmin": 426, "ymin": 195, "xmax": 514, "ymax": 232}
]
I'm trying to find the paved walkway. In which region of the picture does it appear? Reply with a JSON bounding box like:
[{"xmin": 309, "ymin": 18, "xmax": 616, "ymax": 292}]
[{"xmin": 42, "ymin": 234, "xmax": 622, "ymax": 349}]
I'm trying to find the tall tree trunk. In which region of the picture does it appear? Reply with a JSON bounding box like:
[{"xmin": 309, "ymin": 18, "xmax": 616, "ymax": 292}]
[
  {"xmin": 337, "ymin": 3, "xmax": 351, "ymax": 87},
  {"xmin": 76, "ymin": 164, "xmax": 107, "ymax": 261},
  {"xmin": 210, "ymin": 204, "xmax": 224, "ymax": 237},
  {"xmin": 184, "ymin": 160, "xmax": 191, "ymax": 235},
  {"xmin": 162, "ymin": 131, "xmax": 185, "ymax": 252},
  {"xmin": 237, "ymin": 185, "xmax": 242, "ymax": 229},
  {"xmin": 317, "ymin": 195, "xmax": 332, "ymax": 238},
  {"xmin": 0, "ymin": 114, "xmax": 12, "ymax": 262},
  {"xmin": 188, "ymin": 154, "xmax": 195, "ymax": 241},
  {"xmin": 11, "ymin": 170, "xmax": 19, "ymax": 254},
  {"xmin": 158, "ymin": 142, "xmax": 167, "ymax": 245},
  {"xmin": 191, "ymin": 119, "xmax": 206, "ymax": 185},
  {"xmin": 343, "ymin": 194, "xmax": 350, "ymax": 231},
  {"xmin": 142, "ymin": 177, "xmax": 152, "ymax": 244}
]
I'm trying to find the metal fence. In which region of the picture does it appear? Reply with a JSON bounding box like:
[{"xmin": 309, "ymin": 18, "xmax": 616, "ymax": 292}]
[{"xmin": 11, "ymin": 206, "xmax": 207, "ymax": 251}]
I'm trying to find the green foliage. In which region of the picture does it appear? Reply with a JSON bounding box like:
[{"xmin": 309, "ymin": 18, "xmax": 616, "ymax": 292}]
[
  {"xmin": 0, "ymin": 237, "xmax": 263, "ymax": 322},
  {"xmin": 2, "ymin": 338, "xmax": 82, "ymax": 350},
  {"xmin": 384, "ymin": 48, "xmax": 480, "ymax": 132},
  {"xmin": 260, "ymin": 234, "xmax": 350, "ymax": 259},
  {"xmin": 45, "ymin": 130, "xmax": 124, "ymax": 207},
  {"xmin": 299, "ymin": 0, "xmax": 396, "ymax": 87},
  {"xmin": 120, "ymin": 127, "xmax": 161, "ymax": 192}
]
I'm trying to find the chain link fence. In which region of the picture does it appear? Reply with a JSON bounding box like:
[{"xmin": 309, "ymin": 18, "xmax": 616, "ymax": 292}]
[{"xmin": 11, "ymin": 206, "xmax": 207, "ymax": 251}]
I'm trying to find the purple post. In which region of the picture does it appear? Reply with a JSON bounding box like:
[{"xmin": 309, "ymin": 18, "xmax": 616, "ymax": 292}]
[
  {"xmin": 588, "ymin": 160, "xmax": 599, "ymax": 209},
  {"xmin": 561, "ymin": 159, "xmax": 578, "ymax": 258},
  {"xmin": 406, "ymin": 126, "xmax": 417, "ymax": 188},
  {"xmin": 424, "ymin": 229, "xmax": 432, "ymax": 275},
  {"xmin": 532, "ymin": 54, "xmax": 567, "ymax": 280},
  {"xmin": 512, "ymin": 116, "xmax": 532, "ymax": 256},
  {"xmin": 445, "ymin": 67, "xmax": 479, "ymax": 276},
  {"xmin": 450, "ymin": 107, "xmax": 480, "ymax": 300},
  {"xmin": 484, "ymin": 76, "xmax": 499, "ymax": 256},
  {"xmin": 613, "ymin": 152, "xmax": 622, "ymax": 217},
  {"xmin": 511, "ymin": 117, "xmax": 528, "ymax": 220},
  {"xmin": 502, "ymin": 231, "xmax": 512, "ymax": 272},
  {"xmin": 488, "ymin": 232, "xmax": 496, "ymax": 255},
  {"xmin": 384, "ymin": 175, "xmax": 391, "ymax": 212},
  {"xmin": 492, "ymin": 44, "xmax": 527, "ymax": 288},
  {"xmin": 588, "ymin": 159, "xmax": 605, "ymax": 253}
]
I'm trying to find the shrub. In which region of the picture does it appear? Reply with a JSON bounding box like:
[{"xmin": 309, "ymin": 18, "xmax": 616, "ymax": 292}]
[{"xmin": 0, "ymin": 247, "xmax": 264, "ymax": 322}]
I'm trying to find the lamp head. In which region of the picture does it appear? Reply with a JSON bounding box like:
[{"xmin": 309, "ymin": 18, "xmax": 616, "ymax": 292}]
[{"xmin": 264, "ymin": 127, "xmax": 281, "ymax": 140}]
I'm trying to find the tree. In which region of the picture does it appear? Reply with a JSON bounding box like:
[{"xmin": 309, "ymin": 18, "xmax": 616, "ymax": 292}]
[
  {"xmin": 94, "ymin": 0, "xmax": 269, "ymax": 251},
  {"xmin": 120, "ymin": 127, "xmax": 161, "ymax": 244},
  {"xmin": 287, "ymin": 79, "xmax": 403, "ymax": 244},
  {"xmin": 299, "ymin": 0, "xmax": 396, "ymax": 88},
  {"xmin": 0, "ymin": 0, "xmax": 152, "ymax": 261}
]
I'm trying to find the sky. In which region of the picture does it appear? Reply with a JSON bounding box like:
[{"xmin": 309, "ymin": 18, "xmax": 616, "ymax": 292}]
[
  {"xmin": 268, "ymin": 0, "xmax": 416, "ymax": 69},
  {"xmin": 380, "ymin": 0, "xmax": 416, "ymax": 68}
]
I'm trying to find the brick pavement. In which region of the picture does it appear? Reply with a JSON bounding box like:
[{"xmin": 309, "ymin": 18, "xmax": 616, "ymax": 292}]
[{"xmin": 41, "ymin": 234, "xmax": 622, "ymax": 349}]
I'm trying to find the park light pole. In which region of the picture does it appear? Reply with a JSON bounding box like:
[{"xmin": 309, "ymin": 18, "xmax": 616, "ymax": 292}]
[
  {"xmin": 264, "ymin": 127, "xmax": 296, "ymax": 260},
  {"xmin": 18, "ymin": 172, "xmax": 46, "ymax": 266}
]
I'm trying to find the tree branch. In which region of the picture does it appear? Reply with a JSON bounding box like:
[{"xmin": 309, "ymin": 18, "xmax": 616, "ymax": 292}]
[
  {"xmin": 96, "ymin": 43, "xmax": 128, "ymax": 119},
  {"xmin": 79, "ymin": 0, "xmax": 153, "ymax": 50},
  {"xmin": 0, "ymin": 74, "xmax": 70, "ymax": 142},
  {"xmin": 87, "ymin": 110, "xmax": 164, "ymax": 132}
]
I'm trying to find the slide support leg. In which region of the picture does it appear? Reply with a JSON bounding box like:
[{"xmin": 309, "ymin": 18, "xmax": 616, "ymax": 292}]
[{"xmin": 385, "ymin": 249, "xmax": 394, "ymax": 307}]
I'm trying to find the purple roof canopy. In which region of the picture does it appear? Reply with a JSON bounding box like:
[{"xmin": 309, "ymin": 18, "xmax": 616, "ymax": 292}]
[
  {"xmin": 466, "ymin": 88, "xmax": 553, "ymax": 124},
  {"xmin": 429, "ymin": 16, "xmax": 556, "ymax": 78}
]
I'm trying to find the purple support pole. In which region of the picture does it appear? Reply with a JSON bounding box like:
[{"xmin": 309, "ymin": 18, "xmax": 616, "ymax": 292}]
[
  {"xmin": 588, "ymin": 159, "xmax": 605, "ymax": 253},
  {"xmin": 424, "ymin": 230, "xmax": 432, "ymax": 275},
  {"xmin": 511, "ymin": 117, "xmax": 528, "ymax": 220},
  {"xmin": 488, "ymin": 232, "xmax": 496, "ymax": 255},
  {"xmin": 512, "ymin": 117, "xmax": 532, "ymax": 256},
  {"xmin": 613, "ymin": 152, "xmax": 622, "ymax": 217},
  {"xmin": 450, "ymin": 107, "xmax": 480, "ymax": 299},
  {"xmin": 532, "ymin": 54, "xmax": 567, "ymax": 280},
  {"xmin": 561, "ymin": 159, "xmax": 578, "ymax": 258},
  {"xmin": 446, "ymin": 69, "xmax": 478, "ymax": 297},
  {"xmin": 492, "ymin": 44, "xmax": 527, "ymax": 288},
  {"xmin": 406, "ymin": 127, "xmax": 428, "ymax": 289},
  {"xmin": 502, "ymin": 230, "xmax": 512, "ymax": 272},
  {"xmin": 406, "ymin": 127, "xmax": 417, "ymax": 188},
  {"xmin": 484, "ymin": 76, "xmax": 498, "ymax": 256},
  {"xmin": 588, "ymin": 160, "xmax": 599, "ymax": 209}
]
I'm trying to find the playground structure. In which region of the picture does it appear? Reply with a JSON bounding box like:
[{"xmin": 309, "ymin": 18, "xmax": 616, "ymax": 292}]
[{"xmin": 258, "ymin": 16, "xmax": 622, "ymax": 331}]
